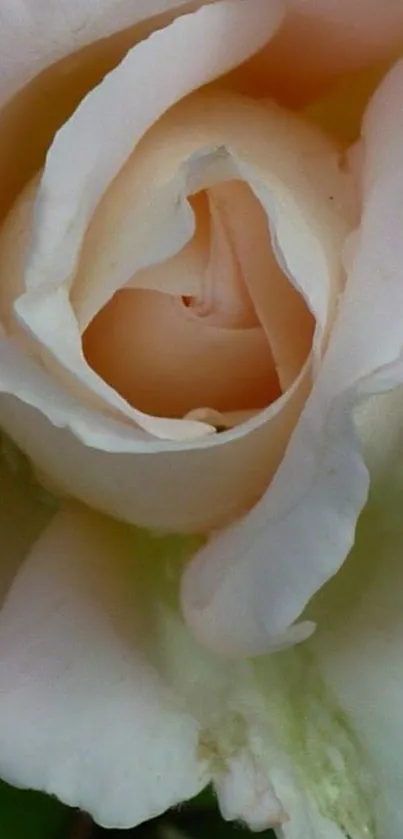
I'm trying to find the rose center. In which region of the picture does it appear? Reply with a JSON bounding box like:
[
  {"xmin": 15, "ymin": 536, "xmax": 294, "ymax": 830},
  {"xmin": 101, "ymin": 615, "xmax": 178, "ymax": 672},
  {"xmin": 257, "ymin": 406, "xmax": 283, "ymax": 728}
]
[{"xmin": 83, "ymin": 177, "xmax": 314, "ymax": 426}]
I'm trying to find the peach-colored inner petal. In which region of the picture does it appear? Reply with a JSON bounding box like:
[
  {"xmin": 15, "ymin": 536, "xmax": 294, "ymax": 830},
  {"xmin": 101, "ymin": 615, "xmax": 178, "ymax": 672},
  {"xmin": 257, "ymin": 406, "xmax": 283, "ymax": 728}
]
[
  {"xmin": 77, "ymin": 80, "xmax": 358, "ymax": 429},
  {"xmin": 197, "ymin": 185, "xmax": 259, "ymax": 329},
  {"xmin": 83, "ymin": 178, "xmax": 314, "ymax": 422},
  {"xmin": 204, "ymin": 179, "xmax": 314, "ymax": 390},
  {"xmin": 223, "ymin": 0, "xmax": 403, "ymax": 105},
  {"xmin": 82, "ymin": 288, "xmax": 279, "ymax": 419}
]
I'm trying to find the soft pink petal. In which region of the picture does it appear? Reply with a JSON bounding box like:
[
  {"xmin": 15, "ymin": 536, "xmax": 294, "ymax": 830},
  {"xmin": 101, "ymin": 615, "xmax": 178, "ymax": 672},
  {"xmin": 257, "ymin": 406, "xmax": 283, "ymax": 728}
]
[
  {"xmin": 227, "ymin": 0, "xmax": 403, "ymax": 104},
  {"xmin": 84, "ymin": 288, "xmax": 278, "ymax": 419},
  {"xmin": 75, "ymin": 88, "xmax": 351, "ymax": 409},
  {"xmin": 206, "ymin": 179, "xmax": 313, "ymax": 390},
  {"xmin": 181, "ymin": 58, "xmax": 403, "ymax": 656},
  {"xmin": 75, "ymin": 89, "xmax": 353, "ymax": 347},
  {"xmin": 195, "ymin": 184, "xmax": 259, "ymax": 330}
]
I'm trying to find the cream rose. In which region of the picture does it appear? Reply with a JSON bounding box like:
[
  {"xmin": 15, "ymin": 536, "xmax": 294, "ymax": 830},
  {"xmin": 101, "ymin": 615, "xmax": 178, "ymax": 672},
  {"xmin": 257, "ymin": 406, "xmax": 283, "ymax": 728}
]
[
  {"xmin": 0, "ymin": 0, "xmax": 354, "ymax": 546},
  {"xmin": 2, "ymin": 0, "xmax": 403, "ymax": 836}
]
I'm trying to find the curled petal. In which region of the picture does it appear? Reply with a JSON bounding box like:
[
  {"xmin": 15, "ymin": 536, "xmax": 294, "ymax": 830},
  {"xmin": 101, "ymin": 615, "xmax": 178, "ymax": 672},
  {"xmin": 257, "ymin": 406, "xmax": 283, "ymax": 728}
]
[
  {"xmin": 0, "ymin": 83, "xmax": 353, "ymax": 532},
  {"xmin": 13, "ymin": 0, "xmax": 284, "ymax": 441},
  {"xmin": 229, "ymin": 0, "xmax": 403, "ymax": 103},
  {"xmin": 0, "ymin": 336, "xmax": 310, "ymax": 532},
  {"xmin": 181, "ymin": 58, "xmax": 403, "ymax": 655},
  {"xmin": 84, "ymin": 288, "xmax": 278, "ymax": 420},
  {"xmin": 0, "ymin": 0, "xmax": 218, "ymax": 107}
]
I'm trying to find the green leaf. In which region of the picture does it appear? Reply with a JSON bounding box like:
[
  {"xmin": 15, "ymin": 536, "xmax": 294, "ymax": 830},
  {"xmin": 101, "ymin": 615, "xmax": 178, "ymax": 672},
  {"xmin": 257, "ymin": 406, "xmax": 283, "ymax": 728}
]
[{"xmin": 0, "ymin": 779, "xmax": 72, "ymax": 839}]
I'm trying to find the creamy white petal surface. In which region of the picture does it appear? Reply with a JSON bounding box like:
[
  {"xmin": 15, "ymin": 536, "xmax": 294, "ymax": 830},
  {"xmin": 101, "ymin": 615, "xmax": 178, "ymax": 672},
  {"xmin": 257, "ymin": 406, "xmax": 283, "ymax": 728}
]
[
  {"xmin": 3, "ymin": 0, "xmax": 400, "ymax": 109},
  {"xmin": 0, "ymin": 1, "xmax": 215, "ymax": 107},
  {"xmin": 181, "ymin": 57, "xmax": 403, "ymax": 655},
  {"xmin": 0, "ymin": 502, "xmax": 305, "ymax": 831},
  {"xmin": 251, "ymin": 641, "xmax": 378, "ymax": 839},
  {"xmin": 305, "ymin": 489, "xmax": 403, "ymax": 839},
  {"xmin": 0, "ymin": 507, "xmax": 205, "ymax": 825},
  {"xmin": 0, "ymin": 456, "xmax": 380, "ymax": 836}
]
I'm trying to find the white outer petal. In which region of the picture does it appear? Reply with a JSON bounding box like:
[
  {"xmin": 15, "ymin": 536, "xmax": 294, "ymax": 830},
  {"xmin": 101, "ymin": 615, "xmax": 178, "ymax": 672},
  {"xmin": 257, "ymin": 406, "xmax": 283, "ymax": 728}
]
[
  {"xmin": 0, "ymin": 503, "xmax": 296, "ymax": 831},
  {"xmin": 308, "ymin": 492, "xmax": 403, "ymax": 839},
  {"xmin": 0, "ymin": 1, "xmax": 214, "ymax": 108},
  {"xmin": 0, "ymin": 506, "xmax": 208, "ymax": 827}
]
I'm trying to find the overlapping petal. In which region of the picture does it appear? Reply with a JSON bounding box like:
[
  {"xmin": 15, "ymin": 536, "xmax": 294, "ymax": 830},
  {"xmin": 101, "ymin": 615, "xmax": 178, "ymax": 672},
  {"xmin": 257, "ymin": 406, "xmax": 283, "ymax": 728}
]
[
  {"xmin": 0, "ymin": 1, "xmax": 402, "ymax": 836},
  {"xmin": 0, "ymin": 338, "xmax": 308, "ymax": 532},
  {"xmin": 0, "ymin": 77, "xmax": 353, "ymax": 531},
  {"xmin": 181, "ymin": 57, "xmax": 403, "ymax": 655},
  {"xmin": 306, "ymin": 490, "xmax": 403, "ymax": 839},
  {"xmin": 0, "ymin": 503, "xmax": 296, "ymax": 831},
  {"xmin": 0, "ymin": 466, "xmax": 378, "ymax": 835},
  {"xmin": 0, "ymin": 0, "xmax": 215, "ymax": 108},
  {"xmin": 0, "ymin": 506, "xmax": 206, "ymax": 825},
  {"xmin": 12, "ymin": 1, "xmax": 283, "ymax": 439},
  {"xmin": 229, "ymin": 0, "xmax": 403, "ymax": 103}
]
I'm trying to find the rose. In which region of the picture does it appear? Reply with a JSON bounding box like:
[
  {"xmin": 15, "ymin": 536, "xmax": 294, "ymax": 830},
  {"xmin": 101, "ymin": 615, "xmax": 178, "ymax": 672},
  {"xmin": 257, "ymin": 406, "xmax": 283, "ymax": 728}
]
[
  {"xmin": 0, "ymin": 0, "xmax": 358, "ymax": 551},
  {"xmin": 0, "ymin": 0, "xmax": 402, "ymax": 632},
  {"xmin": 1, "ymin": 0, "xmax": 403, "ymax": 835}
]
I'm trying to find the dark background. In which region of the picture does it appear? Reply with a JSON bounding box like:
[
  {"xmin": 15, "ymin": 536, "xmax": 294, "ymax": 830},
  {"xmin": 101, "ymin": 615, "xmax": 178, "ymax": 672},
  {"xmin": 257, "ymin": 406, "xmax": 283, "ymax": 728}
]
[{"xmin": 0, "ymin": 780, "xmax": 277, "ymax": 839}]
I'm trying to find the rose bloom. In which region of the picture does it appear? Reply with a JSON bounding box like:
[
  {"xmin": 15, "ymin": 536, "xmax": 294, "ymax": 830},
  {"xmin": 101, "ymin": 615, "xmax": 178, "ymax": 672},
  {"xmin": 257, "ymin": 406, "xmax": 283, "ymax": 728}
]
[{"xmin": 1, "ymin": 0, "xmax": 403, "ymax": 835}]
